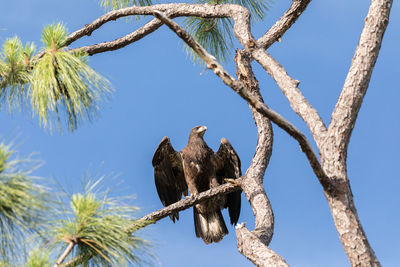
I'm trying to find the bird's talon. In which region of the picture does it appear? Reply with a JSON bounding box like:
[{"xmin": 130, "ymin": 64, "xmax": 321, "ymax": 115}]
[{"xmin": 224, "ymin": 178, "xmax": 239, "ymax": 186}]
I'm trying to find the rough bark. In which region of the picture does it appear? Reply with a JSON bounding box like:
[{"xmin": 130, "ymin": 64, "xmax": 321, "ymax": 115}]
[
  {"xmin": 136, "ymin": 180, "xmax": 241, "ymax": 223},
  {"xmin": 234, "ymin": 50, "xmax": 277, "ymax": 263},
  {"xmin": 257, "ymin": 0, "xmax": 311, "ymax": 49},
  {"xmin": 252, "ymin": 49, "xmax": 328, "ymax": 149},
  {"xmin": 236, "ymin": 223, "xmax": 289, "ymax": 267},
  {"xmin": 54, "ymin": 241, "xmax": 75, "ymax": 267},
  {"xmin": 327, "ymin": 0, "xmax": 392, "ymax": 157},
  {"xmin": 71, "ymin": 19, "xmax": 164, "ymax": 55},
  {"xmin": 318, "ymin": 0, "xmax": 392, "ymax": 266}
]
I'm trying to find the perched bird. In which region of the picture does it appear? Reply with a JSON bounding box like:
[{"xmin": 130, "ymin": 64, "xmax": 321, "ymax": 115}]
[{"xmin": 152, "ymin": 126, "xmax": 241, "ymax": 244}]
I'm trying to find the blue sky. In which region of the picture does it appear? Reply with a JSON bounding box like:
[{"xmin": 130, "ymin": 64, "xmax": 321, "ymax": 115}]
[{"xmin": 1, "ymin": 1, "xmax": 399, "ymax": 266}]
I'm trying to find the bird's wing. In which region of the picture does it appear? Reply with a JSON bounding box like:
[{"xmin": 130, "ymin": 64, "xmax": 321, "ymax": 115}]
[
  {"xmin": 215, "ymin": 138, "xmax": 242, "ymax": 225},
  {"xmin": 152, "ymin": 136, "xmax": 188, "ymax": 222}
]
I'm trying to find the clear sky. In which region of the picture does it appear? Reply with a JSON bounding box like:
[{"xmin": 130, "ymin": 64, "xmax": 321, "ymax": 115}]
[{"xmin": 1, "ymin": 1, "xmax": 399, "ymax": 266}]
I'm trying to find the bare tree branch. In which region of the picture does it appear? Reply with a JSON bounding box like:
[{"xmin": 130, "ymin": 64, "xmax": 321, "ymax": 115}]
[
  {"xmin": 65, "ymin": 4, "xmax": 252, "ymax": 45},
  {"xmin": 315, "ymin": 1, "xmax": 392, "ymax": 266},
  {"xmin": 54, "ymin": 241, "xmax": 75, "ymax": 267},
  {"xmin": 257, "ymin": 0, "xmax": 311, "ymax": 49},
  {"xmin": 136, "ymin": 179, "xmax": 241, "ymax": 223},
  {"xmin": 327, "ymin": 0, "xmax": 393, "ymax": 157},
  {"xmin": 252, "ymin": 49, "xmax": 328, "ymax": 149},
  {"xmin": 30, "ymin": 3, "xmax": 253, "ymax": 63},
  {"xmin": 70, "ymin": 18, "xmax": 163, "ymax": 56},
  {"xmin": 235, "ymin": 50, "xmax": 278, "ymax": 263},
  {"xmin": 236, "ymin": 223, "xmax": 289, "ymax": 267},
  {"xmin": 248, "ymin": 0, "xmax": 328, "ymax": 149}
]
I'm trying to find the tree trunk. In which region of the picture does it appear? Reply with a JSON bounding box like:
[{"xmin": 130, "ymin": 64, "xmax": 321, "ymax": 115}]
[{"xmin": 318, "ymin": 0, "xmax": 392, "ymax": 265}]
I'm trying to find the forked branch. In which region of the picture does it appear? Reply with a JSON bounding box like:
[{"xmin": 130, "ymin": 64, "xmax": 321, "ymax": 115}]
[{"xmin": 70, "ymin": 19, "xmax": 164, "ymax": 56}]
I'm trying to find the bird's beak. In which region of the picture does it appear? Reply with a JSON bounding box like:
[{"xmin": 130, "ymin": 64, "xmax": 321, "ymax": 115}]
[{"xmin": 199, "ymin": 126, "xmax": 208, "ymax": 133}]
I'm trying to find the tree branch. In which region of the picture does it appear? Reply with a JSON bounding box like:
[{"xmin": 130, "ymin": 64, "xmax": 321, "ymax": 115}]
[
  {"xmin": 235, "ymin": 50, "xmax": 282, "ymax": 264},
  {"xmin": 65, "ymin": 4, "xmax": 251, "ymax": 45},
  {"xmin": 70, "ymin": 18, "xmax": 164, "ymax": 56},
  {"xmin": 60, "ymin": 180, "xmax": 241, "ymax": 266},
  {"xmin": 54, "ymin": 241, "xmax": 75, "ymax": 267},
  {"xmin": 234, "ymin": 50, "xmax": 274, "ymax": 242},
  {"xmin": 327, "ymin": 0, "xmax": 393, "ymax": 157},
  {"xmin": 315, "ymin": 1, "xmax": 392, "ymax": 265},
  {"xmin": 31, "ymin": 3, "xmax": 253, "ymax": 62},
  {"xmin": 236, "ymin": 223, "xmax": 289, "ymax": 267},
  {"xmin": 136, "ymin": 179, "xmax": 241, "ymax": 223},
  {"xmin": 257, "ymin": 0, "xmax": 311, "ymax": 50},
  {"xmin": 153, "ymin": 10, "xmax": 337, "ymax": 193},
  {"xmin": 252, "ymin": 48, "xmax": 328, "ymax": 149},
  {"xmin": 251, "ymin": 0, "xmax": 328, "ymax": 149}
]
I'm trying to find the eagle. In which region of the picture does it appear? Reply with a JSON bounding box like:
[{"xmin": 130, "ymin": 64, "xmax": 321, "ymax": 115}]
[{"xmin": 152, "ymin": 126, "xmax": 241, "ymax": 244}]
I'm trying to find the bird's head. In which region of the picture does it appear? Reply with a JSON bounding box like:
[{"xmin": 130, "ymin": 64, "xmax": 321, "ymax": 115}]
[{"xmin": 190, "ymin": 125, "xmax": 208, "ymax": 138}]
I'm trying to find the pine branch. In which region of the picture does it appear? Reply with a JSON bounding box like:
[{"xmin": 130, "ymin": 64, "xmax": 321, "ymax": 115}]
[
  {"xmin": 61, "ymin": 180, "xmax": 242, "ymax": 267},
  {"xmin": 99, "ymin": 0, "xmax": 153, "ymax": 11},
  {"xmin": 54, "ymin": 241, "xmax": 75, "ymax": 267}
]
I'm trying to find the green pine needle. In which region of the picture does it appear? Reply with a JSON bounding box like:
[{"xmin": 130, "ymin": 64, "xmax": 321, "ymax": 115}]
[
  {"xmin": 0, "ymin": 143, "xmax": 50, "ymax": 263},
  {"xmin": 0, "ymin": 23, "xmax": 112, "ymax": 132},
  {"xmin": 99, "ymin": 0, "xmax": 153, "ymax": 21},
  {"xmin": 184, "ymin": 17, "xmax": 233, "ymax": 64},
  {"xmin": 47, "ymin": 182, "xmax": 149, "ymax": 266},
  {"xmin": 41, "ymin": 23, "xmax": 68, "ymax": 50},
  {"xmin": 184, "ymin": 0, "xmax": 270, "ymax": 64},
  {"xmin": 99, "ymin": 0, "xmax": 153, "ymax": 10},
  {"xmin": 31, "ymin": 23, "xmax": 112, "ymax": 131},
  {"xmin": 0, "ymin": 36, "xmax": 33, "ymax": 110},
  {"xmin": 0, "ymin": 260, "xmax": 11, "ymax": 267},
  {"xmin": 24, "ymin": 249, "xmax": 51, "ymax": 267},
  {"xmin": 228, "ymin": 0, "xmax": 270, "ymax": 21}
]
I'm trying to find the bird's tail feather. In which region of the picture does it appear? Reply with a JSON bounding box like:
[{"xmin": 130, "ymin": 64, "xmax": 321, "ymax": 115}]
[{"xmin": 194, "ymin": 206, "xmax": 228, "ymax": 244}]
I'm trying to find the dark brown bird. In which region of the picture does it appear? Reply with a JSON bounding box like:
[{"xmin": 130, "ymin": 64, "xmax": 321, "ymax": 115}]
[{"xmin": 152, "ymin": 126, "xmax": 241, "ymax": 244}]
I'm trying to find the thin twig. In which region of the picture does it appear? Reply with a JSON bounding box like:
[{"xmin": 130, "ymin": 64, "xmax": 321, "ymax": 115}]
[
  {"xmin": 58, "ymin": 255, "xmax": 85, "ymax": 267},
  {"xmin": 54, "ymin": 241, "xmax": 75, "ymax": 267}
]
